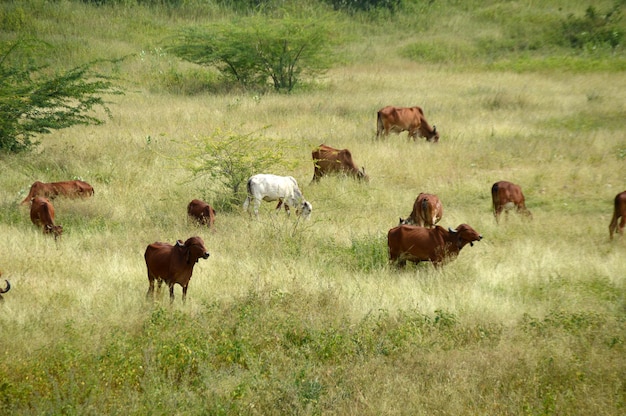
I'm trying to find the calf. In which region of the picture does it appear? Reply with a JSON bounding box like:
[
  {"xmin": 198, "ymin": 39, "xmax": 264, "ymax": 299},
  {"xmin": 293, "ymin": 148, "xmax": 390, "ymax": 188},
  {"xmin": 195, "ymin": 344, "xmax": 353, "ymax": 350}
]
[
  {"xmin": 609, "ymin": 190, "xmax": 626, "ymax": 240},
  {"xmin": 145, "ymin": 236, "xmax": 210, "ymax": 303},
  {"xmin": 29, "ymin": 197, "xmax": 63, "ymax": 240},
  {"xmin": 388, "ymin": 224, "xmax": 482, "ymax": 268},
  {"xmin": 21, "ymin": 180, "xmax": 94, "ymax": 205},
  {"xmin": 400, "ymin": 193, "xmax": 443, "ymax": 228},
  {"xmin": 187, "ymin": 199, "xmax": 216, "ymax": 228},
  {"xmin": 311, "ymin": 144, "xmax": 368, "ymax": 183},
  {"xmin": 491, "ymin": 181, "xmax": 532, "ymax": 224},
  {"xmin": 243, "ymin": 174, "xmax": 312, "ymax": 219}
]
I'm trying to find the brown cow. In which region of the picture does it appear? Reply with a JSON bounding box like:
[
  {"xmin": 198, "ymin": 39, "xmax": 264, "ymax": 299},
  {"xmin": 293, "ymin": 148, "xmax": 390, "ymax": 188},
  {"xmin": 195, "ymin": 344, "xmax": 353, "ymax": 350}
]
[
  {"xmin": 145, "ymin": 236, "xmax": 210, "ymax": 303},
  {"xmin": 388, "ymin": 224, "xmax": 482, "ymax": 268},
  {"xmin": 376, "ymin": 106, "xmax": 439, "ymax": 142},
  {"xmin": 20, "ymin": 180, "xmax": 94, "ymax": 205},
  {"xmin": 311, "ymin": 144, "xmax": 369, "ymax": 183},
  {"xmin": 187, "ymin": 199, "xmax": 216, "ymax": 228},
  {"xmin": 399, "ymin": 193, "xmax": 443, "ymax": 228},
  {"xmin": 609, "ymin": 190, "xmax": 626, "ymax": 240},
  {"xmin": 491, "ymin": 181, "xmax": 532, "ymax": 224},
  {"xmin": 0, "ymin": 274, "xmax": 10, "ymax": 302},
  {"xmin": 29, "ymin": 197, "xmax": 63, "ymax": 240}
]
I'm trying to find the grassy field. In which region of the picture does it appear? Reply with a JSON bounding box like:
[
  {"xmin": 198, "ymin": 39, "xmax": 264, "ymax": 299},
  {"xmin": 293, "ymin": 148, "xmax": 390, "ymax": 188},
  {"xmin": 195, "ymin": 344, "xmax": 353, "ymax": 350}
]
[{"xmin": 1, "ymin": 1, "xmax": 625, "ymax": 414}]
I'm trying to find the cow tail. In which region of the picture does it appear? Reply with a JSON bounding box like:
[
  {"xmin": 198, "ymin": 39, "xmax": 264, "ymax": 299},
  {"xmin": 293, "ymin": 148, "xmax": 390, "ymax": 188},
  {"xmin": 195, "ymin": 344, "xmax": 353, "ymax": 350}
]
[
  {"xmin": 491, "ymin": 183, "xmax": 499, "ymax": 211},
  {"xmin": 376, "ymin": 111, "xmax": 383, "ymax": 138}
]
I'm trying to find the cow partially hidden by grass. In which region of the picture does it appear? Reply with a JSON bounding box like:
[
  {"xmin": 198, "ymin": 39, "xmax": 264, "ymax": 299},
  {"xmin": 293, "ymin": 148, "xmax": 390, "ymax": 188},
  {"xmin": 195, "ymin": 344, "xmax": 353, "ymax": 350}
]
[
  {"xmin": 609, "ymin": 190, "xmax": 626, "ymax": 240},
  {"xmin": 20, "ymin": 180, "xmax": 94, "ymax": 205},
  {"xmin": 145, "ymin": 236, "xmax": 210, "ymax": 304},
  {"xmin": 399, "ymin": 193, "xmax": 443, "ymax": 228},
  {"xmin": 243, "ymin": 174, "xmax": 312, "ymax": 219},
  {"xmin": 311, "ymin": 144, "xmax": 368, "ymax": 183},
  {"xmin": 29, "ymin": 196, "xmax": 63, "ymax": 240},
  {"xmin": 491, "ymin": 181, "xmax": 532, "ymax": 224},
  {"xmin": 388, "ymin": 224, "xmax": 482, "ymax": 268},
  {"xmin": 376, "ymin": 105, "xmax": 439, "ymax": 142},
  {"xmin": 187, "ymin": 199, "xmax": 216, "ymax": 229}
]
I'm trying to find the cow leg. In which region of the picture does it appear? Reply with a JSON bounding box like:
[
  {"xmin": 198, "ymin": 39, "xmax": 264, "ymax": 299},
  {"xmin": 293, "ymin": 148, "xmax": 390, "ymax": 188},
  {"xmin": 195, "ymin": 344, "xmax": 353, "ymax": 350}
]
[
  {"xmin": 619, "ymin": 215, "xmax": 626, "ymax": 237},
  {"xmin": 169, "ymin": 283, "xmax": 175, "ymax": 303},
  {"xmin": 275, "ymin": 199, "xmax": 283, "ymax": 213},
  {"xmin": 182, "ymin": 284, "xmax": 188, "ymax": 304},
  {"xmin": 253, "ymin": 198, "xmax": 261, "ymax": 217},
  {"xmin": 146, "ymin": 277, "xmax": 155, "ymax": 301}
]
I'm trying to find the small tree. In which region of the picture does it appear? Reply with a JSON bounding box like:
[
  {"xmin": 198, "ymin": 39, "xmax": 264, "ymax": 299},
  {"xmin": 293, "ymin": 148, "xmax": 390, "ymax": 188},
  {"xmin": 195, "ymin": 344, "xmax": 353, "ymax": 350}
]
[
  {"xmin": 166, "ymin": 16, "xmax": 336, "ymax": 93},
  {"xmin": 0, "ymin": 40, "xmax": 124, "ymax": 153},
  {"xmin": 182, "ymin": 128, "xmax": 297, "ymax": 210}
]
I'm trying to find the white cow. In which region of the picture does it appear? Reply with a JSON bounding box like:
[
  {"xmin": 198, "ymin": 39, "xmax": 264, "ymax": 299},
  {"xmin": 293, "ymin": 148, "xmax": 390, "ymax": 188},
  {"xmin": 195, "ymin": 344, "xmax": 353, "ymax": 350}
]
[{"xmin": 243, "ymin": 174, "xmax": 312, "ymax": 219}]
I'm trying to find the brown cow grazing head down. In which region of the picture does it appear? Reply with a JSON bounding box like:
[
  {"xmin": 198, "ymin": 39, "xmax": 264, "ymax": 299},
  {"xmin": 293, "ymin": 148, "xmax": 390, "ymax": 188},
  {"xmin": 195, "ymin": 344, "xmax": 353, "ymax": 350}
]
[
  {"xmin": 145, "ymin": 236, "xmax": 210, "ymax": 304},
  {"xmin": 491, "ymin": 181, "xmax": 532, "ymax": 224},
  {"xmin": 399, "ymin": 193, "xmax": 443, "ymax": 228},
  {"xmin": 29, "ymin": 197, "xmax": 63, "ymax": 240},
  {"xmin": 609, "ymin": 190, "xmax": 626, "ymax": 240},
  {"xmin": 388, "ymin": 224, "xmax": 482, "ymax": 268},
  {"xmin": 187, "ymin": 199, "xmax": 216, "ymax": 228},
  {"xmin": 376, "ymin": 106, "xmax": 439, "ymax": 142},
  {"xmin": 20, "ymin": 180, "xmax": 94, "ymax": 205},
  {"xmin": 0, "ymin": 274, "xmax": 10, "ymax": 302},
  {"xmin": 311, "ymin": 144, "xmax": 369, "ymax": 183}
]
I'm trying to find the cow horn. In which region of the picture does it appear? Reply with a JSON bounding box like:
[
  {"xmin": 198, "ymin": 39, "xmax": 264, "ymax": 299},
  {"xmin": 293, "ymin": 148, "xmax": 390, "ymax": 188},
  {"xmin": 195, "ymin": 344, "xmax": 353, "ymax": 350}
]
[
  {"xmin": 448, "ymin": 227, "xmax": 457, "ymax": 233},
  {"xmin": 0, "ymin": 280, "xmax": 10, "ymax": 294},
  {"xmin": 175, "ymin": 240, "xmax": 184, "ymax": 247}
]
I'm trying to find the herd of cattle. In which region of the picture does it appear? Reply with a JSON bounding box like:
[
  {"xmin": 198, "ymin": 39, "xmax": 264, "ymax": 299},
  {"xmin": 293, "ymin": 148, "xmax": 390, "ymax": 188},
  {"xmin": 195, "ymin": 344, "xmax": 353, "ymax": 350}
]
[{"xmin": 5, "ymin": 106, "xmax": 626, "ymax": 303}]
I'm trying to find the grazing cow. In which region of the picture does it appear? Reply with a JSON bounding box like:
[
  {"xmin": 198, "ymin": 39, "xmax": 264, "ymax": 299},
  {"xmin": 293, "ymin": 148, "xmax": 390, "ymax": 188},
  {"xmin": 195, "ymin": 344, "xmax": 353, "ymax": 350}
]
[
  {"xmin": 311, "ymin": 144, "xmax": 369, "ymax": 183},
  {"xmin": 243, "ymin": 174, "xmax": 312, "ymax": 219},
  {"xmin": 187, "ymin": 199, "xmax": 216, "ymax": 228},
  {"xmin": 29, "ymin": 197, "xmax": 63, "ymax": 240},
  {"xmin": 376, "ymin": 106, "xmax": 439, "ymax": 142},
  {"xmin": 399, "ymin": 193, "xmax": 443, "ymax": 228},
  {"xmin": 20, "ymin": 180, "xmax": 94, "ymax": 205},
  {"xmin": 145, "ymin": 236, "xmax": 210, "ymax": 303},
  {"xmin": 0, "ymin": 274, "xmax": 10, "ymax": 302},
  {"xmin": 491, "ymin": 181, "xmax": 532, "ymax": 223},
  {"xmin": 388, "ymin": 224, "xmax": 483, "ymax": 268},
  {"xmin": 609, "ymin": 190, "xmax": 626, "ymax": 240}
]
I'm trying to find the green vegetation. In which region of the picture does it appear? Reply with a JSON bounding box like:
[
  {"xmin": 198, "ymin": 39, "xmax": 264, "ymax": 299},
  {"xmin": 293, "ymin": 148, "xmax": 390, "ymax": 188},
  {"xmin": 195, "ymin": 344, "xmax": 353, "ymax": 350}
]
[{"xmin": 0, "ymin": 0, "xmax": 625, "ymax": 414}]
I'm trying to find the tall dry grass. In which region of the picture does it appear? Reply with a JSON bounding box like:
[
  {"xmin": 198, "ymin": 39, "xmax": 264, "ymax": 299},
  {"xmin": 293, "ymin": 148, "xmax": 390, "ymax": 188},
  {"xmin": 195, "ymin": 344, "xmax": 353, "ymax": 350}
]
[{"xmin": 1, "ymin": 1, "xmax": 625, "ymax": 414}]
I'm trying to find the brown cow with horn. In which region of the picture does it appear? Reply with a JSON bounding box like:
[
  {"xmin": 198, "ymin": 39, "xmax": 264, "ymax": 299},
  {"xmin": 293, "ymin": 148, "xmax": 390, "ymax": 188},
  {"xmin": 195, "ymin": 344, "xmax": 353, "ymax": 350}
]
[{"xmin": 145, "ymin": 236, "xmax": 210, "ymax": 303}]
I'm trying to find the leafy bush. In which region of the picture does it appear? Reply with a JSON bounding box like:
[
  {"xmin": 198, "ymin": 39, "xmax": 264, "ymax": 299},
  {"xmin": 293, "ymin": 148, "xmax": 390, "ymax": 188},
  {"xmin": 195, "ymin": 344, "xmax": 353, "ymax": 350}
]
[
  {"xmin": 165, "ymin": 16, "xmax": 337, "ymax": 93},
  {"xmin": 0, "ymin": 40, "xmax": 123, "ymax": 153},
  {"xmin": 561, "ymin": 4, "xmax": 624, "ymax": 51}
]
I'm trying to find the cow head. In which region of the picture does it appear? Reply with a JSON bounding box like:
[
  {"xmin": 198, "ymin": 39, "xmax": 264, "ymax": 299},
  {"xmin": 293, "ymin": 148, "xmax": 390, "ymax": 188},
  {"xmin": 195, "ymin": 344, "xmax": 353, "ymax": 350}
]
[
  {"xmin": 44, "ymin": 224, "xmax": 63, "ymax": 240},
  {"xmin": 428, "ymin": 125, "xmax": 439, "ymax": 143},
  {"xmin": 357, "ymin": 167, "xmax": 370, "ymax": 182},
  {"xmin": 448, "ymin": 224, "xmax": 482, "ymax": 248},
  {"xmin": 181, "ymin": 236, "xmax": 210, "ymax": 264},
  {"xmin": 297, "ymin": 201, "xmax": 313, "ymax": 220}
]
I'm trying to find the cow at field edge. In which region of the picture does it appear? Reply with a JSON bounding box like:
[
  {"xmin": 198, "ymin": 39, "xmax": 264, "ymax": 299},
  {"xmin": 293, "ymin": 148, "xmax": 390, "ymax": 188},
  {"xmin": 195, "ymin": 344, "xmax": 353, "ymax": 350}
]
[
  {"xmin": 311, "ymin": 144, "xmax": 369, "ymax": 183},
  {"xmin": 400, "ymin": 193, "xmax": 443, "ymax": 228},
  {"xmin": 491, "ymin": 181, "xmax": 532, "ymax": 224},
  {"xmin": 388, "ymin": 224, "xmax": 482, "ymax": 268},
  {"xmin": 609, "ymin": 190, "xmax": 626, "ymax": 240},
  {"xmin": 243, "ymin": 174, "xmax": 312, "ymax": 219},
  {"xmin": 20, "ymin": 180, "xmax": 94, "ymax": 205},
  {"xmin": 145, "ymin": 236, "xmax": 210, "ymax": 303},
  {"xmin": 376, "ymin": 106, "xmax": 439, "ymax": 142},
  {"xmin": 187, "ymin": 199, "xmax": 216, "ymax": 228},
  {"xmin": 0, "ymin": 274, "xmax": 10, "ymax": 302},
  {"xmin": 29, "ymin": 197, "xmax": 63, "ymax": 240}
]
